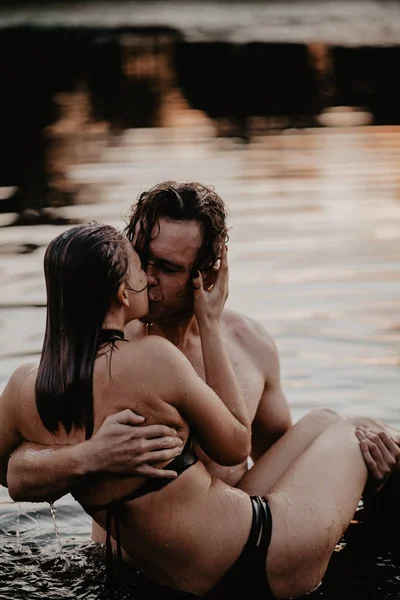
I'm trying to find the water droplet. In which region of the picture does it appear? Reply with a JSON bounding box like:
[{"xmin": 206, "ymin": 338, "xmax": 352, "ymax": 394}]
[
  {"xmin": 15, "ymin": 503, "xmax": 21, "ymax": 551},
  {"xmin": 49, "ymin": 502, "xmax": 64, "ymax": 559}
]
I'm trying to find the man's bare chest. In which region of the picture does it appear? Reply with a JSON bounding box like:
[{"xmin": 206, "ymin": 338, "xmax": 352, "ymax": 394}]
[{"xmin": 183, "ymin": 341, "xmax": 265, "ymax": 419}]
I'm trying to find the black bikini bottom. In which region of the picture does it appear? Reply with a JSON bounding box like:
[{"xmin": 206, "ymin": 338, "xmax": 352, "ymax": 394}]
[{"xmin": 205, "ymin": 495, "xmax": 275, "ymax": 599}]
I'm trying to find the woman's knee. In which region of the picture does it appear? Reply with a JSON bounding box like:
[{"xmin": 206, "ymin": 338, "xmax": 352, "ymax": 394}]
[
  {"xmin": 303, "ymin": 407, "xmax": 347, "ymax": 428},
  {"xmin": 272, "ymin": 573, "xmax": 323, "ymax": 599},
  {"xmin": 269, "ymin": 553, "xmax": 326, "ymax": 599}
]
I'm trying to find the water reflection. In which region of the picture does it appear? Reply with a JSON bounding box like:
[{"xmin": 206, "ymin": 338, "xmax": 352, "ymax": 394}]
[
  {"xmin": 332, "ymin": 46, "xmax": 400, "ymax": 126},
  {"xmin": 1, "ymin": 29, "xmax": 400, "ymax": 222},
  {"xmin": 0, "ymin": 28, "xmax": 180, "ymax": 223},
  {"xmin": 175, "ymin": 41, "xmax": 321, "ymax": 139}
]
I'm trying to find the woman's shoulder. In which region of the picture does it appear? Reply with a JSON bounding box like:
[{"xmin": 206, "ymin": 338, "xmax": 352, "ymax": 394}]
[
  {"xmin": 125, "ymin": 335, "xmax": 184, "ymax": 365},
  {"xmin": 123, "ymin": 322, "xmax": 186, "ymax": 365},
  {"xmin": 138, "ymin": 334, "xmax": 180, "ymax": 355},
  {"xmin": 118, "ymin": 335, "xmax": 189, "ymax": 378}
]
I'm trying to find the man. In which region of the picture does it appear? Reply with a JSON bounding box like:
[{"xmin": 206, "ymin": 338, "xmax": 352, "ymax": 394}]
[{"xmin": 5, "ymin": 181, "xmax": 291, "ymax": 521}]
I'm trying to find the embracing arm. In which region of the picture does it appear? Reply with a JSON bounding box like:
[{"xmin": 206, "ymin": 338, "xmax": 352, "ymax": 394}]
[
  {"xmin": 8, "ymin": 440, "xmax": 89, "ymax": 502},
  {"xmin": 7, "ymin": 411, "xmax": 182, "ymax": 503},
  {"xmin": 6, "ymin": 408, "xmax": 183, "ymax": 503}
]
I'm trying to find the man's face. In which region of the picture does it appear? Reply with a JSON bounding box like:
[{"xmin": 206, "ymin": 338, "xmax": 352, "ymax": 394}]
[{"xmin": 140, "ymin": 217, "xmax": 203, "ymax": 323}]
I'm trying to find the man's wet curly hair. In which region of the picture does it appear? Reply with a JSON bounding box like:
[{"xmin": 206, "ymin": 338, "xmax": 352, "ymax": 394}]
[{"xmin": 125, "ymin": 181, "xmax": 229, "ymax": 270}]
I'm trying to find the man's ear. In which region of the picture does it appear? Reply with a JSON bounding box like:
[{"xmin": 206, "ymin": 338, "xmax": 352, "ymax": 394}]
[{"xmin": 117, "ymin": 281, "xmax": 129, "ymax": 308}]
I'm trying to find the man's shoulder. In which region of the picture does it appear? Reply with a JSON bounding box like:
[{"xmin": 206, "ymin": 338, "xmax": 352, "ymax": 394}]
[{"xmin": 222, "ymin": 308, "xmax": 278, "ymax": 356}]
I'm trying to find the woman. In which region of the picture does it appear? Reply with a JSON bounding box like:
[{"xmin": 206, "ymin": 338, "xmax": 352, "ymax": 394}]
[{"xmin": 0, "ymin": 222, "xmax": 399, "ymax": 599}]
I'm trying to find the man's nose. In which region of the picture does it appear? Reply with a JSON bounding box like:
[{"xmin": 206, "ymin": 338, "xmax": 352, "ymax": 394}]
[{"xmin": 146, "ymin": 264, "xmax": 159, "ymax": 286}]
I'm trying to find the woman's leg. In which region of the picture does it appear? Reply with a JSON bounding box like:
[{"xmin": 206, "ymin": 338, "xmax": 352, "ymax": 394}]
[
  {"xmin": 238, "ymin": 408, "xmax": 400, "ymax": 497},
  {"xmin": 263, "ymin": 420, "xmax": 394, "ymax": 599},
  {"xmin": 237, "ymin": 408, "xmax": 347, "ymax": 495}
]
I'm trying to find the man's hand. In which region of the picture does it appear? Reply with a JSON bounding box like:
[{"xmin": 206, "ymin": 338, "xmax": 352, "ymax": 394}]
[
  {"xmin": 356, "ymin": 426, "xmax": 400, "ymax": 491},
  {"xmin": 83, "ymin": 409, "xmax": 183, "ymax": 478}
]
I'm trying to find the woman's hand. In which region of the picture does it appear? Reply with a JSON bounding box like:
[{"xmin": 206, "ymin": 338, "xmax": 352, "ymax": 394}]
[
  {"xmin": 356, "ymin": 426, "xmax": 400, "ymax": 491},
  {"xmin": 192, "ymin": 245, "xmax": 229, "ymax": 327}
]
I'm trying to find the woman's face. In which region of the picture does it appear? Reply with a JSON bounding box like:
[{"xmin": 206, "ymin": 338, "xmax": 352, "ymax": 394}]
[{"xmin": 125, "ymin": 244, "xmax": 149, "ymax": 321}]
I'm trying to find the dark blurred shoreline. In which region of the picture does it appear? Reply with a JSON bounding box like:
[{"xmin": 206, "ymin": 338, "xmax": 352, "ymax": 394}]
[
  {"xmin": 2, "ymin": 2, "xmax": 400, "ymax": 224},
  {"xmin": 1, "ymin": 0, "xmax": 400, "ymax": 223}
]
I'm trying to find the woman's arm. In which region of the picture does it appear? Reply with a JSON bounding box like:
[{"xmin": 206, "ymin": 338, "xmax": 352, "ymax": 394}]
[
  {"xmin": 192, "ymin": 246, "xmax": 251, "ymax": 434},
  {"xmin": 148, "ymin": 337, "xmax": 250, "ymax": 466},
  {"xmin": 146, "ymin": 248, "xmax": 251, "ymax": 465}
]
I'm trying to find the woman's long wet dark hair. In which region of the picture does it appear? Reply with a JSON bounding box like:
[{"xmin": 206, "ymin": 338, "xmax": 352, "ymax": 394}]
[{"xmin": 35, "ymin": 222, "xmax": 130, "ymax": 439}]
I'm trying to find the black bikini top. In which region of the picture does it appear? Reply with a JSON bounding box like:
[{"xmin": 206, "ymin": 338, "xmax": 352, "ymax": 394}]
[
  {"xmin": 98, "ymin": 328, "xmax": 126, "ymax": 344},
  {"xmin": 119, "ymin": 436, "xmax": 198, "ymax": 503}
]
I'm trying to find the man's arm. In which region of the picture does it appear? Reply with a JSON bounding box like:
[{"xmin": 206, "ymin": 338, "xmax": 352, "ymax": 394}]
[
  {"xmin": 7, "ymin": 409, "xmax": 183, "ymax": 503},
  {"xmin": 7, "ymin": 440, "xmax": 89, "ymax": 502},
  {"xmin": 249, "ymin": 324, "xmax": 292, "ymax": 462}
]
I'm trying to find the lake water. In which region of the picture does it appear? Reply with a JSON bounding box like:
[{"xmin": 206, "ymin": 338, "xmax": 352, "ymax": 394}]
[{"xmin": 1, "ymin": 20, "xmax": 400, "ymax": 600}]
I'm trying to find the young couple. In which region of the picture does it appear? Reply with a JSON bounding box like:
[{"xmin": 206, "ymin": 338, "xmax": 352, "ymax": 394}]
[{"xmin": 1, "ymin": 181, "xmax": 399, "ymax": 599}]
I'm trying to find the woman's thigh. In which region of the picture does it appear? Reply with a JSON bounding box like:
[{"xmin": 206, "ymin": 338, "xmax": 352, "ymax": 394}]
[
  {"xmin": 265, "ymin": 420, "xmax": 367, "ymax": 599},
  {"xmin": 237, "ymin": 408, "xmax": 347, "ymax": 496}
]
